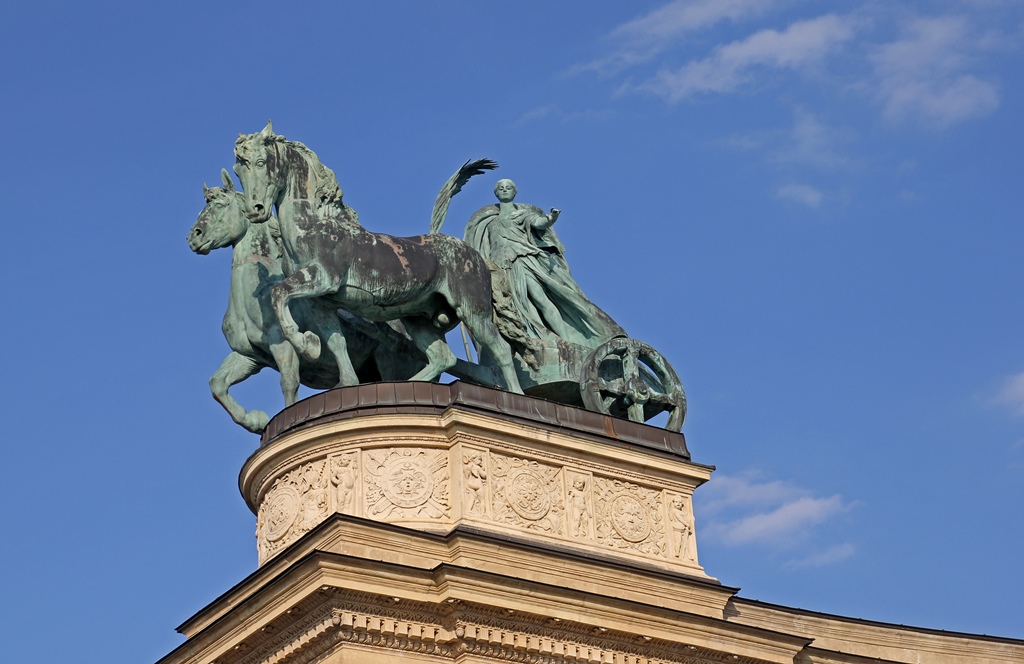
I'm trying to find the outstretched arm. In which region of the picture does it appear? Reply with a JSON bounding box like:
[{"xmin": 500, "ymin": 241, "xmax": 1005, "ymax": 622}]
[{"xmin": 530, "ymin": 207, "xmax": 560, "ymax": 230}]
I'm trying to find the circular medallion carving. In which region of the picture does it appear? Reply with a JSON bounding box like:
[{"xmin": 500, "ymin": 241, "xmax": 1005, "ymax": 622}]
[
  {"xmin": 610, "ymin": 495, "xmax": 651, "ymax": 542},
  {"xmin": 381, "ymin": 457, "xmax": 434, "ymax": 508},
  {"xmin": 264, "ymin": 486, "xmax": 300, "ymax": 542},
  {"xmin": 507, "ymin": 470, "xmax": 551, "ymax": 520}
]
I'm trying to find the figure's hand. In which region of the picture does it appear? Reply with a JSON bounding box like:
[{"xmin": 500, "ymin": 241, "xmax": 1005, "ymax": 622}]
[{"xmin": 549, "ymin": 208, "xmax": 560, "ymax": 222}]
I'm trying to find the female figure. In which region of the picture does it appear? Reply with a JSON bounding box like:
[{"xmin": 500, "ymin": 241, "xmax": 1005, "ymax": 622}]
[{"xmin": 465, "ymin": 179, "xmax": 624, "ymax": 348}]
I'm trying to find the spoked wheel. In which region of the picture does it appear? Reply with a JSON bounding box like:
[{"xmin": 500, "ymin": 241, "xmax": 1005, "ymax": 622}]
[{"xmin": 580, "ymin": 338, "xmax": 686, "ymax": 431}]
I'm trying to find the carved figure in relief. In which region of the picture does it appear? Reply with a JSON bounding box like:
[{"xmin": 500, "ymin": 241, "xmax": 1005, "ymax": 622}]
[
  {"xmin": 298, "ymin": 464, "xmax": 329, "ymax": 531},
  {"xmin": 567, "ymin": 477, "xmax": 591, "ymax": 538},
  {"xmin": 463, "ymin": 451, "xmax": 487, "ymax": 514},
  {"xmin": 669, "ymin": 496, "xmax": 695, "ymax": 560},
  {"xmin": 330, "ymin": 455, "xmax": 358, "ymax": 514}
]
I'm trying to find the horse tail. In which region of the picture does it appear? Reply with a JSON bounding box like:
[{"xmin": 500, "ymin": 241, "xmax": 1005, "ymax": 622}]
[
  {"xmin": 485, "ymin": 260, "xmax": 541, "ymax": 372},
  {"xmin": 429, "ymin": 158, "xmax": 498, "ymax": 235}
]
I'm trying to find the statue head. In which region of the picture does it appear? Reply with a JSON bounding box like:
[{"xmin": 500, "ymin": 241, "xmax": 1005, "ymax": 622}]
[
  {"xmin": 234, "ymin": 120, "xmax": 283, "ymax": 224},
  {"xmin": 494, "ymin": 179, "xmax": 517, "ymax": 203},
  {"xmin": 188, "ymin": 169, "xmax": 250, "ymax": 254}
]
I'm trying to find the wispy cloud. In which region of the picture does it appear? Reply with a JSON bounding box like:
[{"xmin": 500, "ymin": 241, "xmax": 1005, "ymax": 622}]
[
  {"xmin": 571, "ymin": 3, "xmax": 1019, "ymax": 133},
  {"xmin": 514, "ymin": 105, "xmax": 558, "ymax": 127},
  {"xmin": 628, "ymin": 14, "xmax": 859, "ymax": 101},
  {"xmin": 513, "ymin": 105, "xmax": 618, "ymax": 127},
  {"xmin": 777, "ymin": 183, "xmax": 824, "ymax": 208},
  {"xmin": 705, "ymin": 495, "xmax": 846, "ymax": 544},
  {"xmin": 698, "ymin": 473, "xmax": 852, "ymax": 547},
  {"xmin": 725, "ymin": 109, "xmax": 855, "ymax": 172},
  {"xmin": 571, "ymin": 0, "xmax": 776, "ymax": 76},
  {"xmin": 992, "ymin": 371, "xmax": 1024, "ymax": 416},
  {"xmin": 870, "ymin": 16, "xmax": 1000, "ymax": 127},
  {"xmin": 785, "ymin": 543, "xmax": 855, "ymax": 569},
  {"xmin": 775, "ymin": 109, "xmax": 853, "ymax": 168},
  {"xmin": 699, "ymin": 473, "xmax": 807, "ymax": 512}
]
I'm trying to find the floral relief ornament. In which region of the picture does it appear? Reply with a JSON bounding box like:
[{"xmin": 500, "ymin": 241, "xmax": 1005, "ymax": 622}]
[
  {"xmin": 491, "ymin": 454, "xmax": 563, "ymax": 534},
  {"xmin": 257, "ymin": 460, "xmax": 330, "ymax": 561},
  {"xmin": 593, "ymin": 477, "xmax": 666, "ymax": 557},
  {"xmin": 364, "ymin": 448, "xmax": 450, "ymax": 520}
]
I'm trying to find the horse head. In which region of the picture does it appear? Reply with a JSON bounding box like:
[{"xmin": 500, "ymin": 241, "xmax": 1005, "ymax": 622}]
[
  {"xmin": 188, "ymin": 169, "xmax": 250, "ymax": 255},
  {"xmin": 234, "ymin": 120, "xmax": 285, "ymax": 224}
]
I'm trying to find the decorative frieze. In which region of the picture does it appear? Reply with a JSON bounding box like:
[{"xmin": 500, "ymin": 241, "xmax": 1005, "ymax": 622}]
[
  {"xmin": 248, "ymin": 414, "xmax": 708, "ymax": 573},
  {"xmin": 364, "ymin": 447, "xmax": 450, "ymax": 520},
  {"xmin": 256, "ymin": 460, "xmax": 330, "ymax": 562},
  {"xmin": 492, "ymin": 454, "xmax": 564, "ymax": 535},
  {"xmin": 222, "ymin": 592, "xmax": 769, "ymax": 664},
  {"xmin": 594, "ymin": 477, "xmax": 666, "ymax": 558}
]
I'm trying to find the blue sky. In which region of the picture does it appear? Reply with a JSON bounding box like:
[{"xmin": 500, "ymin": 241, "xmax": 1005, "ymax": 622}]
[{"xmin": 1, "ymin": 1, "xmax": 1022, "ymax": 661}]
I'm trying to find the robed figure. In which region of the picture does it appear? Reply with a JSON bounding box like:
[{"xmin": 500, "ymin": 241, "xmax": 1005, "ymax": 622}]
[{"xmin": 465, "ymin": 179, "xmax": 624, "ymax": 350}]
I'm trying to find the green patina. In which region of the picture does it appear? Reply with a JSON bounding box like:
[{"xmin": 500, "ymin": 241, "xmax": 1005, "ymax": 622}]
[{"xmin": 188, "ymin": 123, "xmax": 686, "ymax": 433}]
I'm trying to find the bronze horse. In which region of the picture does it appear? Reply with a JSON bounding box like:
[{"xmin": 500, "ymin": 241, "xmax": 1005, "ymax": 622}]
[
  {"xmin": 233, "ymin": 122, "xmax": 523, "ymax": 393},
  {"xmin": 187, "ymin": 169, "xmax": 418, "ymax": 431}
]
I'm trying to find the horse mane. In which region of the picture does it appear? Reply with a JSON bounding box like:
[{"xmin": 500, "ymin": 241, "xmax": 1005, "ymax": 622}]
[{"xmin": 236, "ymin": 129, "xmax": 359, "ymax": 226}]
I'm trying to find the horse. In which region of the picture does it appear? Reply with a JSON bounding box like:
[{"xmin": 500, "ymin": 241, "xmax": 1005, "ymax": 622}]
[
  {"xmin": 232, "ymin": 121, "xmax": 524, "ymax": 393},
  {"xmin": 187, "ymin": 169, "xmax": 413, "ymax": 432}
]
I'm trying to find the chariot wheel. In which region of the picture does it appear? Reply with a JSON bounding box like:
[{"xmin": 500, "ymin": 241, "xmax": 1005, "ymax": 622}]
[{"xmin": 580, "ymin": 338, "xmax": 686, "ymax": 431}]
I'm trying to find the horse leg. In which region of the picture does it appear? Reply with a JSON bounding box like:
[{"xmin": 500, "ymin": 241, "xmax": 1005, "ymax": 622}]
[
  {"xmin": 315, "ymin": 310, "xmax": 360, "ymax": 387},
  {"xmin": 404, "ymin": 319, "xmax": 457, "ymax": 382},
  {"xmin": 210, "ymin": 352, "xmax": 270, "ymax": 433},
  {"xmin": 270, "ymin": 265, "xmax": 334, "ymax": 361},
  {"xmin": 268, "ymin": 340, "xmax": 302, "ymax": 407},
  {"xmin": 461, "ymin": 313, "xmax": 524, "ymax": 394}
]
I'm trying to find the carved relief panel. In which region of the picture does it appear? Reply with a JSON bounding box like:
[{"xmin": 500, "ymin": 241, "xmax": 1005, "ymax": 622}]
[
  {"xmin": 665, "ymin": 492, "xmax": 697, "ymax": 563},
  {"xmin": 363, "ymin": 447, "xmax": 450, "ymax": 521},
  {"xmin": 257, "ymin": 459, "xmax": 331, "ymax": 562},
  {"xmin": 491, "ymin": 454, "xmax": 564, "ymax": 535},
  {"xmin": 461, "ymin": 447, "xmax": 490, "ymax": 518},
  {"xmin": 593, "ymin": 477, "xmax": 666, "ymax": 557},
  {"xmin": 328, "ymin": 451, "xmax": 360, "ymax": 516},
  {"xmin": 564, "ymin": 471, "xmax": 594, "ymax": 540}
]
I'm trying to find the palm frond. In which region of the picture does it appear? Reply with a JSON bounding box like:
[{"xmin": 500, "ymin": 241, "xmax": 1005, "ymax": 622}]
[{"xmin": 429, "ymin": 158, "xmax": 498, "ymax": 234}]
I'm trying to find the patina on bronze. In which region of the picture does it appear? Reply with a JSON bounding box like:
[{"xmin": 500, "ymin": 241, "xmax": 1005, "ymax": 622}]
[{"xmin": 188, "ymin": 122, "xmax": 686, "ymax": 434}]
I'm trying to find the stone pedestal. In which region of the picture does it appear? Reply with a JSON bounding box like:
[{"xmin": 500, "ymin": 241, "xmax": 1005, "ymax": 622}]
[
  {"xmin": 243, "ymin": 382, "xmax": 709, "ymax": 577},
  {"xmin": 157, "ymin": 382, "xmax": 1024, "ymax": 664}
]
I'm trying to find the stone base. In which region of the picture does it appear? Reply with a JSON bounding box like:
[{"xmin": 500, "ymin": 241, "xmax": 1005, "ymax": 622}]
[
  {"xmin": 243, "ymin": 382, "xmax": 709, "ymax": 575},
  {"xmin": 158, "ymin": 384, "xmax": 1024, "ymax": 664}
]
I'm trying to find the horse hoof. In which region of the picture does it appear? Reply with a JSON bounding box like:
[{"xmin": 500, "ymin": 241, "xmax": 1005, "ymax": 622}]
[
  {"xmin": 302, "ymin": 332, "xmax": 322, "ymax": 360},
  {"xmin": 243, "ymin": 410, "xmax": 270, "ymax": 433}
]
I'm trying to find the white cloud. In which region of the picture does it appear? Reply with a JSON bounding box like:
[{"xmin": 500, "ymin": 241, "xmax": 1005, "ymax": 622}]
[
  {"xmin": 572, "ymin": 0, "xmax": 776, "ymax": 76},
  {"xmin": 697, "ymin": 473, "xmax": 851, "ymax": 547},
  {"xmin": 631, "ymin": 14, "xmax": 859, "ymax": 101},
  {"xmin": 785, "ymin": 543, "xmax": 856, "ymax": 569},
  {"xmin": 699, "ymin": 473, "xmax": 806, "ymax": 512},
  {"xmin": 514, "ymin": 105, "xmax": 557, "ymax": 127},
  {"xmin": 612, "ymin": 0, "xmax": 774, "ymax": 45},
  {"xmin": 705, "ymin": 495, "xmax": 846, "ymax": 544},
  {"xmin": 723, "ymin": 109, "xmax": 855, "ymax": 174},
  {"xmin": 993, "ymin": 371, "xmax": 1024, "ymax": 416},
  {"xmin": 777, "ymin": 109, "xmax": 852, "ymax": 168},
  {"xmin": 513, "ymin": 105, "xmax": 618, "ymax": 127},
  {"xmin": 777, "ymin": 183, "xmax": 824, "ymax": 207},
  {"xmin": 870, "ymin": 16, "xmax": 1000, "ymax": 127}
]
